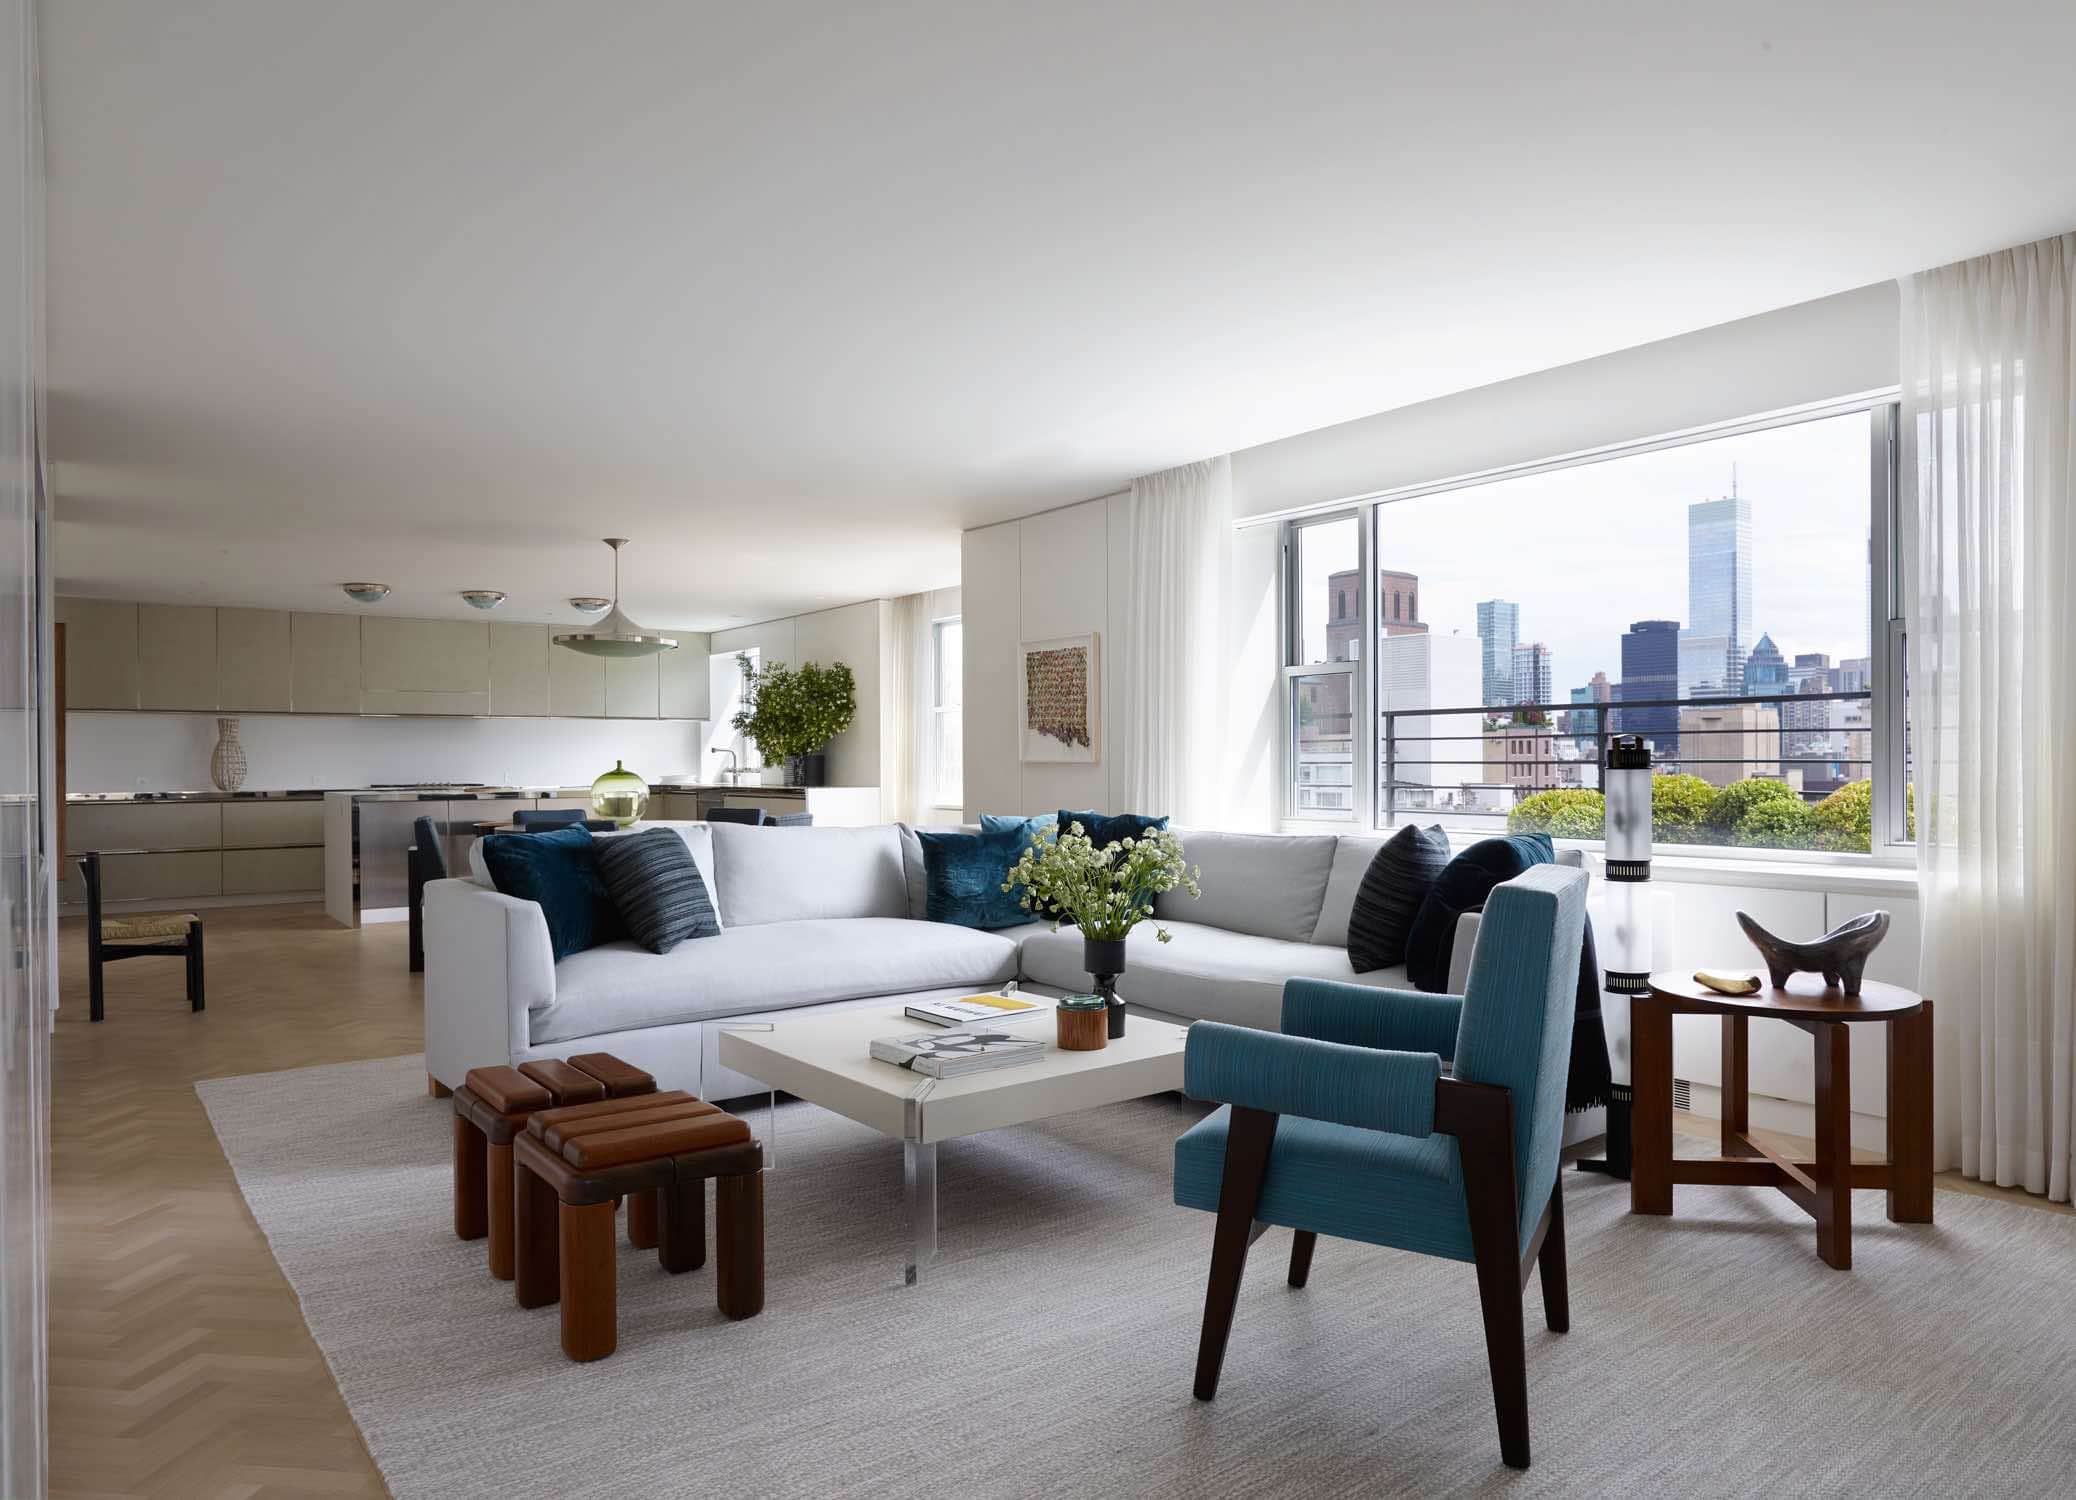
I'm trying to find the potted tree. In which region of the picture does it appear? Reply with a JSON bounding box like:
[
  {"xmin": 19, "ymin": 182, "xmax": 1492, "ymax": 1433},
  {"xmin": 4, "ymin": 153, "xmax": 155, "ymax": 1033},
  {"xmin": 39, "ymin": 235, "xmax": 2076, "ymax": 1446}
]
[
  {"xmin": 730, "ymin": 654, "xmax": 857, "ymax": 787},
  {"xmin": 1003, "ymin": 822, "xmax": 1200, "ymax": 1038}
]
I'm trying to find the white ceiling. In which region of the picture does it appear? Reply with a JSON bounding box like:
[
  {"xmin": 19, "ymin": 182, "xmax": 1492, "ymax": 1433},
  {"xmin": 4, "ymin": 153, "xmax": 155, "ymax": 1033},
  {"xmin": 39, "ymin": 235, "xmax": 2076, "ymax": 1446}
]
[{"xmin": 42, "ymin": 1, "xmax": 2076, "ymax": 630}]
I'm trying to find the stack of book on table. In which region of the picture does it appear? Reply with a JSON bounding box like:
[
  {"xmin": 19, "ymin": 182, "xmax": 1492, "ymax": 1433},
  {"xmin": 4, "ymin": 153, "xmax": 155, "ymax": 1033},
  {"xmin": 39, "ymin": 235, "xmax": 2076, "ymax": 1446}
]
[
  {"xmin": 902, "ymin": 992, "xmax": 1047, "ymax": 1027},
  {"xmin": 870, "ymin": 1028, "xmax": 1046, "ymax": 1079}
]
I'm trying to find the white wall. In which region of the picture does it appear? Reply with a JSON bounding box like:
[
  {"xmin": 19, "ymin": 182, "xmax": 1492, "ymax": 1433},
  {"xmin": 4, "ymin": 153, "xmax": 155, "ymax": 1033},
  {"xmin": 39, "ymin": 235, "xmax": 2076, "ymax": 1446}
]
[
  {"xmin": 1231, "ymin": 281, "xmax": 1899, "ymax": 519},
  {"xmin": 68, "ymin": 711, "xmax": 708, "ymax": 791},
  {"xmin": 962, "ymin": 494, "xmax": 1280, "ymax": 827},
  {"xmin": 710, "ymin": 597, "xmax": 891, "ymax": 791}
]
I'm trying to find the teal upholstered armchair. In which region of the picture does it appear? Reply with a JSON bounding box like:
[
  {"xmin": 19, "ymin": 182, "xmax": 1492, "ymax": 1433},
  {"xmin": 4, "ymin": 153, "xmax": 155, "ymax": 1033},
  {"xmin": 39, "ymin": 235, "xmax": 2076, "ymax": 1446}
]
[{"xmin": 1172, "ymin": 863, "xmax": 1588, "ymax": 1470}]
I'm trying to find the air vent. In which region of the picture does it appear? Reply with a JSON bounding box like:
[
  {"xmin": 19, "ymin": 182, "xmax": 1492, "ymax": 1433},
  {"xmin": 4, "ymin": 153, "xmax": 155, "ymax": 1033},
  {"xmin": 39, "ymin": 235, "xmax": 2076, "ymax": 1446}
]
[{"xmin": 1672, "ymin": 1077, "xmax": 1692, "ymax": 1112}]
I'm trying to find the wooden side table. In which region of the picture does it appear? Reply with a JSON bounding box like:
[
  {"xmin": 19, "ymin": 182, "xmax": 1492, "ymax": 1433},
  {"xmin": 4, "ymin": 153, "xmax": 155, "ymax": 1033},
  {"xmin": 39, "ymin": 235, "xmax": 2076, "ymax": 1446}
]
[{"xmin": 1630, "ymin": 971, "xmax": 1933, "ymax": 1270}]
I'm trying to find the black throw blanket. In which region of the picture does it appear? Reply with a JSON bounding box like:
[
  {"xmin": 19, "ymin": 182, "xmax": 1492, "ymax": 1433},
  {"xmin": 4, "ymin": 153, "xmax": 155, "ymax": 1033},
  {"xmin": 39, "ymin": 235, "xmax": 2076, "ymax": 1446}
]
[{"xmin": 1567, "ymin": 915, "xmax": 1614, "ymax": 1115}]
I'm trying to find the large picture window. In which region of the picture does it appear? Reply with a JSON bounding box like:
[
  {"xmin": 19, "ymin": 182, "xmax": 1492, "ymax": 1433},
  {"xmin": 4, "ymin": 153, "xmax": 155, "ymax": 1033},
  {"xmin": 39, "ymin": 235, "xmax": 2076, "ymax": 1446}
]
[{"xmin": 1282, "ymin": 401, "xmax": 1907, "ymax": 855}]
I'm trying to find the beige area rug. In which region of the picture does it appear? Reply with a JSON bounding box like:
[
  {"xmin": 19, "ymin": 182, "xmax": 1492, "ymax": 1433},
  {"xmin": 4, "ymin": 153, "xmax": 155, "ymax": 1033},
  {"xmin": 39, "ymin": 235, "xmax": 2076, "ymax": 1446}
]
[{"xmin": 198, "ymin": 1054, "xmax": 2073, "ymax": 1499}]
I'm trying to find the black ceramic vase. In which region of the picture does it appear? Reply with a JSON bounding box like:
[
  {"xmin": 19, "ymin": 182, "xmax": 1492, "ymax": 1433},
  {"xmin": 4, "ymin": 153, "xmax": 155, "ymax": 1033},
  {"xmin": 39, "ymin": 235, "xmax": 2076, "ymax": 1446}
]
[
  {"xmin": 784, "ymin": 751, "xmax": 828, "ymax": 788},
  {"xmin": 1083, "ymin": 936, "xmax": 1128, "ymax": 1038}
]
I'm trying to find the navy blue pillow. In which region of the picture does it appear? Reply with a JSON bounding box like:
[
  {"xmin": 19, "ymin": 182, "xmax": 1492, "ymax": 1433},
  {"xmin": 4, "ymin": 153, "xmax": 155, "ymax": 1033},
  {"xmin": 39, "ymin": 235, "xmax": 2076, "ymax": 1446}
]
[
  {"xmin": 1403, "ymin": 833, "xmax": 1554, "ymax": 993},
  {"xmin": 1056, "ymin": 810, "xmax": 1168, "ymax": 849},
  {"xmin": 918, "ymin": 827, "xmax": 1032, "ymax": 929},
  {"xmin": 480, "ymin": 825, "xmax": 624, "ymax": 962}
]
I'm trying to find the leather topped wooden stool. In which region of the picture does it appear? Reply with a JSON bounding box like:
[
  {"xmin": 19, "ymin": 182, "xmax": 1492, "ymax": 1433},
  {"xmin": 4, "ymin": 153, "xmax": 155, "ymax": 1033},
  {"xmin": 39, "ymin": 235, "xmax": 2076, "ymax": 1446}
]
[
  {"xmin": 451, "ymin": 1054, "xmax": 657, "ymax": 1279},
  {"xmin": 512, "ymin": 1093, "xmax": 765, "ymax": 1362}
]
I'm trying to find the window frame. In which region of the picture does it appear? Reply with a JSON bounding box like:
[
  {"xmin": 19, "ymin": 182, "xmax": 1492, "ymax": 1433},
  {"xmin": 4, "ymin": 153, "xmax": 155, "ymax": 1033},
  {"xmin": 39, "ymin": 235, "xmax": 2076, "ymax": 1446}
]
[
  {"xmin": 1275, "ymin": 393, "xmax": 1910, "ymax": 862},
  {"xmin": 1281, "ymin": 509, "xmax": 1372, "ymax": 825},
  {"xmin": 929, "ymin": 615, "xmax": 963, "ymax": 811}
]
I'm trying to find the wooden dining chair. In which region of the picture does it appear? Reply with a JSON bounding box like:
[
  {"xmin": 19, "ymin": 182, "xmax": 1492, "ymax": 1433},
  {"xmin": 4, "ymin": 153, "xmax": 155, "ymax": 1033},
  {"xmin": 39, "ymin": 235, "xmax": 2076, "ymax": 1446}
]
[{"xmin": 79, "ymin": 850, "xmax": 205, "ymax": 1022}]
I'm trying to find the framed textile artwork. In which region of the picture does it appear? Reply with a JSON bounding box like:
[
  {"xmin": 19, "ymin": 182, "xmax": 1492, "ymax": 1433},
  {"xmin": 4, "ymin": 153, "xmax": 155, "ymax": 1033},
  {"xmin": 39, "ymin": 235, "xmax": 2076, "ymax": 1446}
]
[{"xmin": 1018, "ymin": 634, "xmax": 1099, "ymax": 763}]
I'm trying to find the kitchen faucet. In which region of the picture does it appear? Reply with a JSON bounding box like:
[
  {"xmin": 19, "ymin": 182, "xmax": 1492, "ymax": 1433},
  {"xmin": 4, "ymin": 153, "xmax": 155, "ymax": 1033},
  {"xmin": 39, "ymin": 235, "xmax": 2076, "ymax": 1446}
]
[{"xmin": 710, "ymin": 747, "xmax": 741, "ymax": 785}]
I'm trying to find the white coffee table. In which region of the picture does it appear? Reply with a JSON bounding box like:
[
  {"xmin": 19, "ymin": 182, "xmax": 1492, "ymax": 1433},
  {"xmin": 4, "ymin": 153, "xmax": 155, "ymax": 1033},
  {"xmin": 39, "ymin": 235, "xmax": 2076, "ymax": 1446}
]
[{"xmin": 718, "ymin": 1002, "xmax": 1189, "ymax": 1284}]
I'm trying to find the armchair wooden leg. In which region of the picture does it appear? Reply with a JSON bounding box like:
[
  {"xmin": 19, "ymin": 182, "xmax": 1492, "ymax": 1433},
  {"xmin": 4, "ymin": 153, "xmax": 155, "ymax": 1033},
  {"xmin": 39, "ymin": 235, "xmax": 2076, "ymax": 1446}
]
[
  {"xmin": 1193, "ymin": 1105, "xmax": 1277, "ymax": 1402},
  {"xmin": 1288, "ymin": 1230, "xmax": 1316, "ymax": 1289},
  {"xmin": 1536, "ymin": 1177, "xmax": 1569, "ymax": 1334},
  {"xmin": 186, "ymin": 921, "xmax": 205, "ymax": 1012},
  {"xmin": 1449, "ymin": 1081, "xmax": 1531, "ymax": 1470},
  {"xmin": 1466, "ymin": 1179, "xmax": 1530, "ymax": 1467}
]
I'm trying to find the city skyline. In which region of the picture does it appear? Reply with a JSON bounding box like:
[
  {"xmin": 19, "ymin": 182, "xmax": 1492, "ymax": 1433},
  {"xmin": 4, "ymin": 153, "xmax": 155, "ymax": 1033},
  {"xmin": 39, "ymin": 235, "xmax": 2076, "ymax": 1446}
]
[{"xmin": 1297, "ymin": 408, "xmax": 1872, "ymax": 702}]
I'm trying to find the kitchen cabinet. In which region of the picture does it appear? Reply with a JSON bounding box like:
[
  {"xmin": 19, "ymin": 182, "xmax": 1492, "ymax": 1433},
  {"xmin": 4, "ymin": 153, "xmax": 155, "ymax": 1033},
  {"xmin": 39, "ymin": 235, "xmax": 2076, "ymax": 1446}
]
[
  {"xmin": 63, "ymin": 599, "xmax": 140, "ymax": 709},
  {"xmin": 658, "ymin": 642, "xmax": 710, "ymax": 719},
  {"xmin": 222, "ymin": 846, "xmax": 325, "ymax": 895},
  {"xmin": 604, "ymin": 655, "xmax": 659, "ymax": 718},
  {"xmin": 136, "ymin": 605, "xmax": 220, "ymax": 710},
  {"xmin": 362, "ymin": 618, "xmax": 490, "ymax": 693},
  {"xmin": 361, "ymin": 618, "xmax": 490, "ymax": 714},
  {"xmin": 292, "ymin": 613, "xmax": 364, "ymax": 713},
  {"xmin": 218, "ymin": 608, "xmax": 293, "ymax": 711},
  {"xmin": 101, "ymin": 851, "xmax": 223, "ymax": 902},
  {"xmin": 548, "ymin": 642, "xmax": 606, "ymax": 717},
  {"xmin": 220, "ymin": 799, "xmax": 324, "ymax": 848},
  {"xmin": 64, "ymin": 800, "xmax": 222, "ymax": 855},
  {"xmin": 488, "ymin": 624, "xmax": 551, "ymax": 716}
]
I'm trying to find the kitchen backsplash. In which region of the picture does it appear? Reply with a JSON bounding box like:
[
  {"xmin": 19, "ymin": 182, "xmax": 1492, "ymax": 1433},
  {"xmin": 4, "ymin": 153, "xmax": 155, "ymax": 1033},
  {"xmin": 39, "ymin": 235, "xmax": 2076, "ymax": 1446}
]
[{"xmin": 67, "ymin": 711, "xmax": 711, "ymax": 792}]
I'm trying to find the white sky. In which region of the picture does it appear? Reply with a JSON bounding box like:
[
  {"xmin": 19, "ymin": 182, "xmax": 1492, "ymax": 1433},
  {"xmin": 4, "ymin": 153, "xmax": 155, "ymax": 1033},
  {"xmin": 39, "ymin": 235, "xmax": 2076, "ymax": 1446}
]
[{"xmin": 1297, "ymin": 408, "xmax": 1873, "ymax": 698}]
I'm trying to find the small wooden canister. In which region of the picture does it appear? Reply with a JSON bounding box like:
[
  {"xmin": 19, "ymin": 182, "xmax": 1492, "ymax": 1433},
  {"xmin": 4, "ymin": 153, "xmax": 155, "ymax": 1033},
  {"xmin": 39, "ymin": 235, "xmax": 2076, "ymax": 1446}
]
[{"xmin": 1056, "ymin": 1001, "xmax": 1109, "ymax": 1051}]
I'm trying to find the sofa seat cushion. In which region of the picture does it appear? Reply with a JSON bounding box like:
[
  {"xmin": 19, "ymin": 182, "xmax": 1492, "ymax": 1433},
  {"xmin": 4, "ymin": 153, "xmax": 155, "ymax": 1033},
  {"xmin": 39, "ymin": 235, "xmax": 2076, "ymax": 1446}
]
[
  {"xmin": 1015, "ymin": 919, "xmax": 1411, "ymax": 1031},
  {"xmin": 531, "ymin": 917, "xmax": 1022, "ymax": 1045}
]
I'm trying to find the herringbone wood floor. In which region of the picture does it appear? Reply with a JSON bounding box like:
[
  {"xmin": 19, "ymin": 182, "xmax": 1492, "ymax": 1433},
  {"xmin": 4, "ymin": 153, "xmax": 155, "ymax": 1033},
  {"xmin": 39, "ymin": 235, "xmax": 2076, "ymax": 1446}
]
[
  {"xmin": 46, "ymin": 902, "xmax": 2067, "ymax": 1499},
  {"xmin": 52, "ymin": 903, "xmax": 410, "ymax": 1499}
]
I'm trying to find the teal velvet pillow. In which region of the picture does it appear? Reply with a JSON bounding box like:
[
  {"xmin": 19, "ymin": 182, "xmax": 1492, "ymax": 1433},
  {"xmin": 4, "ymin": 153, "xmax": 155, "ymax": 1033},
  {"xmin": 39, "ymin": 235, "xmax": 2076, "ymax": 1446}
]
[
  {"xmin": 980, "ymin": 812, "xmax": 1056, "ymax": 845},
  {"xmin": 917, "ymin": 827, "xmax": 1031, "ymax": 929},
  {"xmin": 480, "ymin": 825, "xmax": 624, "ymax": 962},
  {"xmin": 1056, "ymin": 810, "xmax": 1168, "ymax": 849}
]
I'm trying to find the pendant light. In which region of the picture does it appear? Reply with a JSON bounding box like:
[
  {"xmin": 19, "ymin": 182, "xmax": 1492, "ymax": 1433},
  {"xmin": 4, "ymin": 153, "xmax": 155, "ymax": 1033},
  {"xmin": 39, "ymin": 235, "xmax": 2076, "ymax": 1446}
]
[{"xmin": 554, "ymin": 538, "xmax": 679, "ymax": 658}]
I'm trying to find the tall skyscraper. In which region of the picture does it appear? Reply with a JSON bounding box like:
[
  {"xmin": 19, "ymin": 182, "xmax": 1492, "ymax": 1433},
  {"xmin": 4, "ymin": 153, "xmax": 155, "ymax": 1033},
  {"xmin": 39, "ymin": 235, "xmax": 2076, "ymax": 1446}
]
[
  {"xmin": 1617, "ymin": 619, "xmax": 1681, "ymax": 759},
  {"xmin": 1689, "ymin": 491, "xmax": 1753, "ymax": 691},
  {"xmin": 1510, "ymin": 642, "xmax": 1552, "ymax": 707},
  {"xmin": 1476, "ymin": 599, "xmax": 1518, "ymax": 708}
]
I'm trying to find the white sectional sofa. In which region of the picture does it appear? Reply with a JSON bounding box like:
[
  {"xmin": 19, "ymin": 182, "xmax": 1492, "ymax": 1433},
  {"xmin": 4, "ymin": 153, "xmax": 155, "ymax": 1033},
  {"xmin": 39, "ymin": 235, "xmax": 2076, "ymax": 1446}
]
[{"xmin": 425, "ymin": 821, "xmax": 1581, "ymax": 1102}]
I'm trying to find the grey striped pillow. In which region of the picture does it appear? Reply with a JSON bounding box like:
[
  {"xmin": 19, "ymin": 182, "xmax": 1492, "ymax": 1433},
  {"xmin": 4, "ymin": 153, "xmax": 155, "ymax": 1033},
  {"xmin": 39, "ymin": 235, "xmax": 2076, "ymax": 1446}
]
[
  {"xmin": 595, "ymin": 828, "xmax": 721, "ymax": 954},
  {"xmin": 1347, "ymin": 824, "xmax": 1451, "ymax": 972}
]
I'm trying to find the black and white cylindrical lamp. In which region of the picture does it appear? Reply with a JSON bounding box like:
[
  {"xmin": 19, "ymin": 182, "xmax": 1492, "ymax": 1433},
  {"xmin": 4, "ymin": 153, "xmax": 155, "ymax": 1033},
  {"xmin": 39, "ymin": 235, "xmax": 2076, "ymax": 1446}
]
[{"xmin": 1582, "ymin": 733, "xmax": 1651, "ymax": 1178}]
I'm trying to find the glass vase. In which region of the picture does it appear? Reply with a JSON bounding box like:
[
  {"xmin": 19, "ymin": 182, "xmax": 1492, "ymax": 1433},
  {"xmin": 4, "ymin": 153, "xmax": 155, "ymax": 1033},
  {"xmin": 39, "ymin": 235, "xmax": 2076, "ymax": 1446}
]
[{"xmin": 589, "ymin": 759, "xmax": 649, "ymax": 827}]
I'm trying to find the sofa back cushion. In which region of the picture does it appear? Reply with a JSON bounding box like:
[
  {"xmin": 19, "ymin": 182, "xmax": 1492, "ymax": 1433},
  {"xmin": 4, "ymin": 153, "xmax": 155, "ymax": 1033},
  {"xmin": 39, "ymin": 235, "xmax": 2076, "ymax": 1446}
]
[
  {"xmin": 1153, "ymin": 829, "xmax": 1338, "ymax": 943},
  {"xmin": 708, "ymin": 821, "xmax": 909, "ymax": 927},
  {"xmin": 1310, "ymin": 834, "xmax": 1385, "ymax": 947}
]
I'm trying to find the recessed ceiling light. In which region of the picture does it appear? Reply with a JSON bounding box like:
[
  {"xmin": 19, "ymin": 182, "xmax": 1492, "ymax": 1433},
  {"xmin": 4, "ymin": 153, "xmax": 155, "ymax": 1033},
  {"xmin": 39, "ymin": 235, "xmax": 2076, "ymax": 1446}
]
[
  {"xmin": 568, "ymin": 596, "xmax": 611, "ymax": 616},
  {"xmin": 341, "ymin": 583, "xmax": 390, "ymax": 604},
  {"xmin": 460, "ymin": 590, "xmax": 505, "ymax": 611}
]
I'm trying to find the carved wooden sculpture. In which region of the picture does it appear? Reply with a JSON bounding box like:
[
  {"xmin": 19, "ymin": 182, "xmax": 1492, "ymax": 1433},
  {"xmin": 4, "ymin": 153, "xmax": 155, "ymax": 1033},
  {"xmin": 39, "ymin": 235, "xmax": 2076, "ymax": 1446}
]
[{"xmin": 1735, "ymin": 909, "xmax": 1890, "ymax": 995}]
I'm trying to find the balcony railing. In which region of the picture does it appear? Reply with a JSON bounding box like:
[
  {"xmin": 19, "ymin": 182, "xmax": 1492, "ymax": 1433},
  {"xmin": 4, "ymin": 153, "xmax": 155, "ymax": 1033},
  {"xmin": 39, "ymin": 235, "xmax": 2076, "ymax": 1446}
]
[{"xmin": 1362, "ymin": 689, "xmax": 1876, "ymax": 846}]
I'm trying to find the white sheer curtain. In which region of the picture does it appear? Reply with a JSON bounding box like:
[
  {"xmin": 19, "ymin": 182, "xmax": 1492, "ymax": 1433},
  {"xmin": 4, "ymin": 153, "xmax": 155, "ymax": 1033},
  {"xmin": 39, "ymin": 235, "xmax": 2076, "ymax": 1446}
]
[
  {"xmin": 1900, "ymin": 230, "xmax": 2076, "ymax": 1200},
  {"xmin": 1122, "ymin": 456, "xmax": 1232, "ymax": 825}
]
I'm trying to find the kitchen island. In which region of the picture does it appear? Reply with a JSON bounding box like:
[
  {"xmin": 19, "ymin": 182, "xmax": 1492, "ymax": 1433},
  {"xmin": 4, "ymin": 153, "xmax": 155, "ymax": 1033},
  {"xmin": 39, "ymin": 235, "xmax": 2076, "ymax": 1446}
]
[{"xmin": 323, "ymin": 781, "xmax": 884, "ymax": 927}]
